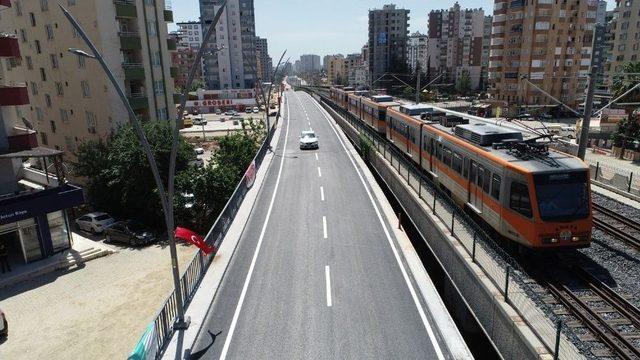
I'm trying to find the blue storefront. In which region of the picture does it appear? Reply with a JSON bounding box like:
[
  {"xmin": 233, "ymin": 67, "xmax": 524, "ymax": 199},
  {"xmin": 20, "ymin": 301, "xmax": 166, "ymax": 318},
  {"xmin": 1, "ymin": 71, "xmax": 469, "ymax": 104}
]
[{"xmin": 0, "ymin": 184, "xmax": 84, "ymax": 263}]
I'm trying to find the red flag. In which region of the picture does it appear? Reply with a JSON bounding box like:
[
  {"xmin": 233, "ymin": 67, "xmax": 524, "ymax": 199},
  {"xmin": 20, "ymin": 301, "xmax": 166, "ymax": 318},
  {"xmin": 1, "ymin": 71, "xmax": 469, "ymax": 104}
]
[{"xmin": 175, "ymin": 227, "xmax": 216, "ymax": 255}]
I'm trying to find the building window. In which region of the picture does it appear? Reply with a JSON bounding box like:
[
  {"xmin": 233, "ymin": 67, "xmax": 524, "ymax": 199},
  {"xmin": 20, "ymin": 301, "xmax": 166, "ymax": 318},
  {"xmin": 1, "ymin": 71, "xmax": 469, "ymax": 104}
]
[
  {"xmin": 67, "ymin": 0, "xmax": 76, "ymax": 5},
  {"xmin": 35, "ymin": 107, "xmax": 43, "ymax": 121},
  {"xmin": 15, "ymin": 1, "xmax": 22, "ymax": 16},
  {"xmin": 30, "ymin": 82, "xmax": 38, "ymax": 95},
  {"xmin": 40, "ymin": 68, "xmax": 47, "ymax": 81},
  {"xmin": 50, "ymin": 54, "xmax": 59, "ymax": 69},
  {"xmin": 154, "ymin": 80, "xmax": 164, "ymax": 94},
  {"xmin": 85, "ymin": 111, "xmax": 97, "ymax": 134},
  {"xmin": 77, "ymin": 54, "xmax": 86, "ymax": 68},
  {"xmin": 152, "ymin": 51, "xmax": 161, "ymax": 66},
  {"xmin": 25, "ymin": 56, "xmax": 33, "ymax": 70},
  {"xmin": 60, "ymin": 109, "xmax": 70, "ymax": 123},
  {"xmin": 45, "ymin": 24, "xmax": 54, "ymax": 40},
  {"xmin": 55, "ymin": 82, "xmax": 64, "ymax": 96},
  {"xmin": 158, "ymin": 107, "xmax": 168, "ymax": 121},
  {"xmin": 40, "ymin": 132, "xmax": 48, "ymax": 145},
  {"xmin": 29, "ymin": 12, "xmax": 36, "ymax": 27},
  {"xmin": 20, "ymin": 29, "xmax": 27, "ymax": 42},
  {"xmin": 45, "ymin": 94, "xmax": 52, "ymax": 108},
  {"xmin": 147, "ymin": 20, "xmax": 157, "ymax": 37},
  {"xmin": 50, "ymin": 120, "xmax": 57, "ymax": 133},
  {"xmin": 40, "ymin": 0, "xmax": 48, "ymax": 11},
  {"xmin": 81, "ymin": 80, "xmax": 91, "ymax": 98},
  {"xmin": 35, "ymin": 40, "xmax": 41, "ymax": 54}
]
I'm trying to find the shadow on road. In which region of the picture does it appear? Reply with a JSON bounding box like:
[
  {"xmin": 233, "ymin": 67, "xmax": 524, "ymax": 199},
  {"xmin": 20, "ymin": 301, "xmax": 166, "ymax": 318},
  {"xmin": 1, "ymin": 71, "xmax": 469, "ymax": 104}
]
[{"xmin": 189, "ymin": 330, "xmax": 222, "ymax": 359}]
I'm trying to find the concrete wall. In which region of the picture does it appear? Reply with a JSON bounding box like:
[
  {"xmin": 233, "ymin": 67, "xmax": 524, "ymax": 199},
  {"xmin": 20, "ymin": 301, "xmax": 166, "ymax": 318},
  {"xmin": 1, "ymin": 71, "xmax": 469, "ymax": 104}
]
[{"xmin": 317, "ymin": 95, "xmax": 579, "ymax": 360}]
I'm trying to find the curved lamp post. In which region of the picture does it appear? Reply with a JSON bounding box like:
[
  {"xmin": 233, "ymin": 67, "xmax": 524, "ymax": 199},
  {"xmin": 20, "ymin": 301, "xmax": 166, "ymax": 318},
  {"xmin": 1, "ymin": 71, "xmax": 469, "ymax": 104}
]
[{"xmin": 60, "ymin": 0, "xmax": 228, "ymax": 330}]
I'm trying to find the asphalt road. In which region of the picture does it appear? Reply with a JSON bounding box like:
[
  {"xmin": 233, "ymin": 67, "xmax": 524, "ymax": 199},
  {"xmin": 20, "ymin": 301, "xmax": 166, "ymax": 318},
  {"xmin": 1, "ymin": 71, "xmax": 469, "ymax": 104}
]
[{"xmin": 190, "ymin": 90, "xmax": 445, "ymax": 359}]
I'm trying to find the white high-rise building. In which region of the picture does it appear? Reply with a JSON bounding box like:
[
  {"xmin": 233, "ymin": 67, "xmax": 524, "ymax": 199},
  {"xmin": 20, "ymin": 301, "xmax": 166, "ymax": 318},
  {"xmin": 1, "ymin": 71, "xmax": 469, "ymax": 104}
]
[{"xmin": 200, "ymin": 0, "xmax": 257, "ymax": 89}]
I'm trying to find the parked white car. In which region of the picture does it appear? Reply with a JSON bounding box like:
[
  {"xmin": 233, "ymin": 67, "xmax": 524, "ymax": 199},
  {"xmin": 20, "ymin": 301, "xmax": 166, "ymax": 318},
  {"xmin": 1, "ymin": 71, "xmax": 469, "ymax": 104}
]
[
  {"xmin": 193, "ymin": 115, "xmax": 207, "ymax": 126},
  {"xmin": 194, "ymin": 147, "xmax": 205, "ymax": 155},
  {"xmin": 75, "ymin": 212, "xmax": 115, "ymax": 234},
  {"xmin": 252, "ymin": 107, "xmax": 259, "ymax": 113}
]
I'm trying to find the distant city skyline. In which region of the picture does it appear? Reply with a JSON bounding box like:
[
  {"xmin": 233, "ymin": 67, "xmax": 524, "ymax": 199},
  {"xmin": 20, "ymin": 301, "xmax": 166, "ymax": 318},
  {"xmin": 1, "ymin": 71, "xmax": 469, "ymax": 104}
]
[{"xmin": 172, "ymin": 0, "xmax": 615, "ymax": 64}]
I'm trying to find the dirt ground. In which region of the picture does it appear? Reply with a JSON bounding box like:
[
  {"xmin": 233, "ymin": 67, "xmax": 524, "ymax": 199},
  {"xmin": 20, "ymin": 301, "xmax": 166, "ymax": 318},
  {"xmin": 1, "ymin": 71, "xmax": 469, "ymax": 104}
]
[{"xmin": 0, "ymin": 240, "xmax": 197, "ymax": 359}]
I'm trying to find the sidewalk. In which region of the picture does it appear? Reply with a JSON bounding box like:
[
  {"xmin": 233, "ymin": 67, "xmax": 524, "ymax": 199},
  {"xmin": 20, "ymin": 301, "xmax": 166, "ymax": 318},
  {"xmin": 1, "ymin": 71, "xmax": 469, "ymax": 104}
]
[{"xmin": 0, "ymin": 232, "xmax": 115, "ymax": 289}]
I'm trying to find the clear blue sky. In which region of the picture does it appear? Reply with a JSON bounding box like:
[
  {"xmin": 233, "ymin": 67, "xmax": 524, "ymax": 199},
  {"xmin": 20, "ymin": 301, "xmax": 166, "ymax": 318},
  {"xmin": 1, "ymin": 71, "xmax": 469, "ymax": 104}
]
[{"xmin": 171, "ymin": 0, "xmax": 614, "ymax": 62}]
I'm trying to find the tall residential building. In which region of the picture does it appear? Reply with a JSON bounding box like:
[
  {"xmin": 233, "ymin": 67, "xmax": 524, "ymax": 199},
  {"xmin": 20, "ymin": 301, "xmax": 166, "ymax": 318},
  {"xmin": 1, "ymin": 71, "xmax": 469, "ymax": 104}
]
[
  {"xmin": 170, "ymin": 35, "xmax": 202, "ymax": 90},
  {"xmin": 323, "ymin": 55, "xmax": 332, "ymax": 72},
  {"xmin": 488, "ymin": 0, "xmax": 597, "ymax": 111},
  {"xmin": 368, "ymin": 4, "xmax": 410, "ymax": 84},
  {"xmin": 176, "ymin": 21, "xmax": 203, "ymax": 49},
  {"xmin": 327, "ymin": 55, "xmax": 346, "ymax": 85},
  {"xmin": 0, "ymin": 0, "xmax": 177, "ymax": 160},
  {"xmin": 593, "ymin": 4, "xmax": 612, "ymax": 91},
  {"xmin": 0, "ymin": 0, "xmax": 85, "ymax": 265},
  {"xmin": 255, "ymin": 36, "xmax": 272, "ymax": 82},
  {"xmin": 200, "ymin": 0, "xmax": 257, "ymax": 90},
  {"xmin": 344, "ymin": 53, "xmax": 365, "ymax": 87},
  {"xmin": 299, "ymin": 54, "xmax": 321, "ymax": 73},
  {"xmin": 427, "ymin": 3, "xmax": 486, "ymax": 90},
  {"xmin": 608, "ymin": 0, "xmax": 640, "ymax": 76},
  {"xmin": 406, "ymin": 32, "xmax": 428, "ymax": 73},
  {"xmin": 481, "ymin": 16, "xmax": 493, "ymax": 90}
]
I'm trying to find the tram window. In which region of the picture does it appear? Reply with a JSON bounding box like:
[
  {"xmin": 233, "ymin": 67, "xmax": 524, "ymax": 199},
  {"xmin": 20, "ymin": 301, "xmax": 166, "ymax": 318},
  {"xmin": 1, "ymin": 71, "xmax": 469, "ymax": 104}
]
[
  {"xmin": 462, "ymin": 158, "xmax": 468, "ymax": 179},
  {"xmin": 483, "ymin": 170, "xmax": 491, "ymax": 193},
  {"xmin": 452, "ymin": 152, "xmax": 462, "ymax": 174},
  {"xmin": 491, "ymin": 174, "xmax": 501, "ymax": 199},
  {"xmin": 510, "ymin": 181, "xmax": 532, "ymax": 218},
  {"xmin": 477, "ymin": 166, "xmax": 485, "ymax": 189},
  {"xmin": 471, "ymin": 163, "xmax": 477, "ymax": 182},
  {"xmin": 443, "ymin": 148, "xmax": 452, "ymax": 167}
]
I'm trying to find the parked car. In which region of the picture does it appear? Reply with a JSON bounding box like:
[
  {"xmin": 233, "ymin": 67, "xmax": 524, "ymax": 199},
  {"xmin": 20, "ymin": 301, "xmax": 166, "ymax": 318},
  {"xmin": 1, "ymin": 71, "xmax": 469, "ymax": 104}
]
[
  {"xmin": 224, "ymin": 110, "xmax": 234, "ymax": 116},
  {"xmin": 0, "ymin": 308, "xmax": 7, "ymax": 338},
  {"xmin": 75, "ymin": 212, "xmax": 115, "ymax": 234},
  {"xmin": 299, "ymin": 130, "xmax": 319, "ymax": 150},
  {"xmin": 182, "ymin": 117, "xmax": 193, "ymax": 128},
  {"xmin": 194, "ymin": 147, "xmax": 205, "ymax": 155},
  {"xmin": 214, "ymin": 108, "xmax": 222, "ymax": 115},
  {"xmin": 231, "ymin": 110, "xmax": 239, "ymax": 116},
  {"xmin": 245, "ymin": 107, "xmax": 252, "ymax": 113},
  {"xmin": 252, "ymin": 107, "xmax": 259, "ymax": 113},
  {"xmin": 193, "ymin": 115, "xmax": 207, "ymax": 126},
  {"xmin": 190, "ymin": 158, "xmax": 204, "ymax": 167},
  {"xmin": 104, "ymin": 220, "xmax": 156, "ymax": 246}
]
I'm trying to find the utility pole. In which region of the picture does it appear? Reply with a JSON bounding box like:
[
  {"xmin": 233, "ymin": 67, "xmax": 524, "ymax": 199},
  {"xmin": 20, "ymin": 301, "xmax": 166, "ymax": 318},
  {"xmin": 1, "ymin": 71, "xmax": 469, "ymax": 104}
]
[
  {"xmin": 577, "ymin": 65, "xmax": 598, "ymax": 160},
  {"xmin": 415, "ymin": 65, "xmax": 421, "ymax": 104}
]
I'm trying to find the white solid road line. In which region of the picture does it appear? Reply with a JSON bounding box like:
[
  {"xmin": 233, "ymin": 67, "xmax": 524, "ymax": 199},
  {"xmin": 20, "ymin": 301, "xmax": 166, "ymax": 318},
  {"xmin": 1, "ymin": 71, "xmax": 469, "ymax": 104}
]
[
  {"xmin": 320, "ymin": 186, "xmax": 325, "ymax": 201},
  {"xmin": 219, "ymin": 92, "xmax": 292, "ymax": 360},
  {"xmin": 315, "ymin": 153, "xmax": 319, "ymax": 160},
  {"xmin": 307, "ymin": 93, "xmax": 446, "ymax": 360},
  {"xmin": 322, "ymin": 216, "xmax": 327, "ymax": 238},
  {"xmin": 317, "ymin": 166, "xmax": 322, "ymax": 178},
  {"xmin": 325, "ymin": 265, "xmax": 332, "ymax": 307}
]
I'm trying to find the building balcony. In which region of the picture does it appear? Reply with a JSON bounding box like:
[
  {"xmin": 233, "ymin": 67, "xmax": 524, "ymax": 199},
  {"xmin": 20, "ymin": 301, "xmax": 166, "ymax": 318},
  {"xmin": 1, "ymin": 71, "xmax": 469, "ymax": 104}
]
[
  {"xmin": 0, "ymin": 35, "xmax": 20, "ymax": 58},
  {"xmin": 7, "ymin": 128, "xmax": 38, "ymax": 153},
  {"xmin": 119, "ymin": 32, "xmax": 142, "ymax": 50},
  {"xmin": 0, "ymin": 0, "xmax": 10, "ymax": 8},
  {"xmin": 123, "ymin": 63, "xmax": 145, "ymax": 80},
  {"xmin": 164, "ymin": 9, "xmax": 173, "ymax": 22},
  {"xmin": 114, "ymin": 0, "xmax": 137, "ymax": 18},
  {"xmin": 170, "ymin": 66, "xmax": 178, "ymax": 78},
  {"xmin": 167, "ymin": 38, "xmax": 177, "ymax": 51},
  {"xmin": 0, "ymin": 84, "xmax": 29, "ymax": 106},
  {"xmin": 127, "ymin": 93, "xmax": 148, "ymax": 110}
]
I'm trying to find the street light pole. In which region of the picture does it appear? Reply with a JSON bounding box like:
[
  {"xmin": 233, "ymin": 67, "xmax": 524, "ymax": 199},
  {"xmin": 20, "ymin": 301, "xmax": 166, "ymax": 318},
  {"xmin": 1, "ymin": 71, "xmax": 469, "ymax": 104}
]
[{"xmin": 60, "ymin": 1, "xmax": 228, "ymax": 331}]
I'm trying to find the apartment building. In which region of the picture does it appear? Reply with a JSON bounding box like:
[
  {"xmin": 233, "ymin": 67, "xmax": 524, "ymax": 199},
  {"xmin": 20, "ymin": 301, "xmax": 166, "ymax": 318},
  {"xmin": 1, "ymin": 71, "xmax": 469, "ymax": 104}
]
[
  {"xmin": 608, "ymin": 0, "xmax": 640, "ymax": 75},
  {"xmin": 255, "ymin": 36, "xmax": 272, "ymax": 82},
  {"xmin": 481, "ymin": 16, "xmax": 493, "ymax": 90},
  {"xmin": 176, "ymin": 21, "xmax": 203, "ymax": 49},
  {"xmin": 200, "ymin": 0, "xmax": 257, "ymax": 90},
  {"xmin": 169, "ymin": 38, "xmax": 202, "ymax": 90},
  {"xmin": 0, "ymin": 0, "xmax": 84, "ymax": 265},
  {"xmin": 0, "ymin": 0, "xmax": 177, "ymax": 159},
  {"xmin": 593, "ymin": 4, "xmax": 612, "ymax": 91},
  {"xmin": 427, "ymin": 3, "xmax": 486, "ymax": 90},
  {"xmin": 368, "ymin": 4, "xmax": 410, "ymax": 83},
  {"xmin": 488, "ymin": 0, "xmax": 598, "ymax": 112},
  {"xmin": 299, "ymin": 54, "xmax": 321, "ymax": 74},
  {"xmin": 327, "ymin": 55, "xmax": 346, "ymax": 85},
  {"xmin": 344, "ymin": 53, "xmax": 365, "ymax": 87},
  {"xmin": 406, "ymin": 31, "xmax": 427, "ymax": 73}
]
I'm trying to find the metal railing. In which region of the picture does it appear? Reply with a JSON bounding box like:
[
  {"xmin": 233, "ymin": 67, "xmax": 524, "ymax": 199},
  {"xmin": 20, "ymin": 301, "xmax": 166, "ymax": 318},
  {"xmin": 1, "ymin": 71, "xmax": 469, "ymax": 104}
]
[
  {"xmin": 308, "ymin": 89, "xmax": 584, "ymax": 359},
  {"xmin": 590, "ymin": 161, "xmax": 640, "ymax": 196},
  {"xmin": 150, "ymin": 124, "xmax": 275, "ymax": 356}
]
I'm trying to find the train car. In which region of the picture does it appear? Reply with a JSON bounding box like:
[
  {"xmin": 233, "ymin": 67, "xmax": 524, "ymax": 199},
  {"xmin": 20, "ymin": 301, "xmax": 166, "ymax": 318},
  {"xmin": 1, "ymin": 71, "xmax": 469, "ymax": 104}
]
[
  {"xmin": 347, "ymin": 91, "xmax": 369, "ymax": 119},
  {"xmin": 334, "ymin": 87, "xmax": 354, "ymax": 110},
  {"xmin": 386, "ymin": 105, "xmax": 592, "ymax": 249},
  {"xmin": 361, "ymin": 95, "xmax": 398, "ymax": 134}
]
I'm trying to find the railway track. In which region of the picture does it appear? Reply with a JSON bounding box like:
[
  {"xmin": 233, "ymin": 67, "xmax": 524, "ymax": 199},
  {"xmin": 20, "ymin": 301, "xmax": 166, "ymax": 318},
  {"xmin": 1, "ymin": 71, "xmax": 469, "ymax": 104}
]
[
  {"xmin": 593, "ymin": 203, "xmax": 640, "ymax": 251},
  {"xmin": 545, "ymin": 266, "xmax": 640, "ymax": 359}
]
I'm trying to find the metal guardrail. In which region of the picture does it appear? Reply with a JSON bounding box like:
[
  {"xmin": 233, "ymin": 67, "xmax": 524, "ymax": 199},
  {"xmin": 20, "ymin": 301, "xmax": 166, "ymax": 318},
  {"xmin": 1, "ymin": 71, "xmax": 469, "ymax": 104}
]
[
  {"xmin": 308, "ymin": 89, "xmax": 584, "ymax": 359},
  {"xmin": 150, "ymin": 124, "xmax": 275, "ymax": 357}
]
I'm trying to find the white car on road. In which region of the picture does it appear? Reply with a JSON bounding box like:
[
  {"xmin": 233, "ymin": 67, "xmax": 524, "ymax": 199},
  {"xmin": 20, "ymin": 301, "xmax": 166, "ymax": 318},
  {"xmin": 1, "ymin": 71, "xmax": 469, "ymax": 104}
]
[
  {"xmin": 75, "ymin": 212, "xmax": 115, "ymax": 234},
  {"xmin": 299, "ymin": 130, "xmax": 319, "ymax": 150}
]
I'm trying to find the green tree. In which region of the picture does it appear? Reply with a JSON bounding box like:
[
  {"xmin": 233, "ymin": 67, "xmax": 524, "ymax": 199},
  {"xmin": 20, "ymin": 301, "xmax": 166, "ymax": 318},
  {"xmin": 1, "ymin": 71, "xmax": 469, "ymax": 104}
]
[
  {"xmin": 456, "ymin": 71, "xmax": 471, "ymax": 96},
  {"xmin": 612, "ymin": 62, "xmax": 640, "ymax": 104},
  {"xmin": 73, "ymin": 122, "xmax": 194, "ymax": 229},
  {"xmin": 402, "ymin": 86, "xmax": 414, "ymax": 100}
]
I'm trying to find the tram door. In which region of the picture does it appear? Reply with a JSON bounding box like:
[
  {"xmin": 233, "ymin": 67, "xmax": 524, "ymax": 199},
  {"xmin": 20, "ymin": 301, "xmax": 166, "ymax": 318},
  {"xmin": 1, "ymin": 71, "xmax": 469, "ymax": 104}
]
[
  {"xmin": 469, "ymin": 160, "xmax": 483, "ymax": 213},
  {"xmin": 429, "ymin": 138, "xmax": 435, "ymax": 172}
]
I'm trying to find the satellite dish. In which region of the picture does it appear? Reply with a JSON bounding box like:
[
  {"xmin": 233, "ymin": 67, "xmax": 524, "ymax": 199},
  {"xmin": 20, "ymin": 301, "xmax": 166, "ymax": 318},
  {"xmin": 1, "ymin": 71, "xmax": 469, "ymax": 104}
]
[{"xmin": 22, "ymin": 117, "xmax": 34, "ymax": 130}]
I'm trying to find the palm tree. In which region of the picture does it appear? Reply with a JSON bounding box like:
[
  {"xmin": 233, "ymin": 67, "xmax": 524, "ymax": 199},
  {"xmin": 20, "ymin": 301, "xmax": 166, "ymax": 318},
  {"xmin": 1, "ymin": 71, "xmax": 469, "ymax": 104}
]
[{"xmin": 611, "ymin": 62, "xmax": 640, "ymax": 104}]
